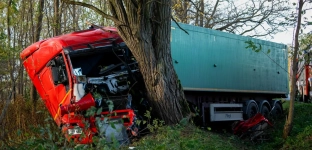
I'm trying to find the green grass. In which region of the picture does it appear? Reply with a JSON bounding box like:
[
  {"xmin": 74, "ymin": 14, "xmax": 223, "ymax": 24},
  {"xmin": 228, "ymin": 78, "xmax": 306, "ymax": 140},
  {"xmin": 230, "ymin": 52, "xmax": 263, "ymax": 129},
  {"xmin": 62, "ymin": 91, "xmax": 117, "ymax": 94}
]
[
  {"xmin": 280, "ymin": 102, "xmax": 312, "ymax": 149},
  {"xmin": 128, "ymin": 125, "xmax": 239, "ymax": 150},
  {"xmin": 130, "ymin": 101, "xmax": 312, "ymax": 150},
  {"xmin": 2, "ymin": 101, "xmax": 312, "ymax": 150}
]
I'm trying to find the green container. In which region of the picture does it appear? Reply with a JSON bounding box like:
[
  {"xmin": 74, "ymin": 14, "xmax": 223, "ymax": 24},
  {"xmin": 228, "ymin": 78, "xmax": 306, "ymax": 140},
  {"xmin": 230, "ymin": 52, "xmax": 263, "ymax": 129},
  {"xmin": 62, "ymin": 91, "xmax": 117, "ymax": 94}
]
[{"xmin": 171, "ymin": 22, "xmax": 288, "ymax": 95}]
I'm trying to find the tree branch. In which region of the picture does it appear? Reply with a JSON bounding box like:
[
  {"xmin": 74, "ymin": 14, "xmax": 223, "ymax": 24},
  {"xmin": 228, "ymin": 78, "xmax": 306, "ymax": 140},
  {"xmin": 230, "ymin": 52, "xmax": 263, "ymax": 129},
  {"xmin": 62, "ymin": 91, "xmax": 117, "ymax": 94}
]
[
  {"xmin": 62, "ymin": 0, "xmax": 122, "ymax": 24},
  {"xmin": 171, "ymin": 16, "xmax": 189, "ymax": 35},
  {"xmin": 206, "ymin": 0, "xmax": 219, "ymax": 25}
]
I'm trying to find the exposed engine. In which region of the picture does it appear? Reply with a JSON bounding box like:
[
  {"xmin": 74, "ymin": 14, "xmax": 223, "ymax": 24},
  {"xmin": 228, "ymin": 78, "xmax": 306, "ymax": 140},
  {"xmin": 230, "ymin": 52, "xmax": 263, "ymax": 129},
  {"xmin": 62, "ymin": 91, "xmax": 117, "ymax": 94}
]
[
  {"xmin": 69, "ymin": 44, "xmax": 143, "ymax": 112},
  {"xmin": 87, "ymin": 69, "xmax": 138, "ymax": 94},
  {"xmin": 85, "ymin": 68, "xmax": 138, "ymax": 110}
]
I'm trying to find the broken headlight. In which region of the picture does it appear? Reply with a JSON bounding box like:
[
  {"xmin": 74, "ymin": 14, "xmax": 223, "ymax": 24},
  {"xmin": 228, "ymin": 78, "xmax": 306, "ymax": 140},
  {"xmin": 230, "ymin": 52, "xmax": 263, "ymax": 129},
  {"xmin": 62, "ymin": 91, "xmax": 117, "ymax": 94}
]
[{"xmin": 67, "ymin": 126, "xmax": 83, "ymax": 135}]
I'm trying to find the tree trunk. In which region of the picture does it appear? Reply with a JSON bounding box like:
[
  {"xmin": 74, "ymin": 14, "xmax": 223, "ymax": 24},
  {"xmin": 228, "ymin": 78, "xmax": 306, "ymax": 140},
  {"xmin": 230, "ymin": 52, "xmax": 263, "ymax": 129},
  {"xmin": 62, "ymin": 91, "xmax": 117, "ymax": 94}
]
[
  {"xmin": 113, "ymin": 0, "xmax": 189, "ymax": 124},
  {"xmin": 30, "ymin": 0, "xmax": 44, "ymax": 108},
  {"xmin": 63, "ymin": 0, "xmax": 190, "ymax": 124},
  {"xmin": 283, "ymin": 0, "xmax": 304, "ymax": 139},
  {"xmin": 54, "ymin": 0, "xmax": 61, "ymax": 36},
  {"xmin": 199, "ymin": 0, "xmax": 204, "ymax": 27}
]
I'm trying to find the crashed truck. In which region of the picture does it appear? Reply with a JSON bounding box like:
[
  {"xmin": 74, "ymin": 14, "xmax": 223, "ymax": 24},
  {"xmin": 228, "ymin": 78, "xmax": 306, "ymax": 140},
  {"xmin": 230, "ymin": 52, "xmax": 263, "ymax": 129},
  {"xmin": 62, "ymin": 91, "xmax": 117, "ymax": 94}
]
[{"xmin": 20, "ymin": 22, "xmax": 288, "ymax": 144}]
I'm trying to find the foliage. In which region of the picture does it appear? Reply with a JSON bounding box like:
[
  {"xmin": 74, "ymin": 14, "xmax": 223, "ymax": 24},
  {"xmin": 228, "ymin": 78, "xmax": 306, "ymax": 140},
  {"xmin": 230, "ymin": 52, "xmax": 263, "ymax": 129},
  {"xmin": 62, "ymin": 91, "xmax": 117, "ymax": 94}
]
[
  {"xmin": 296, "ymin": 33, "xmax": 312, "ymax": 63},
  {"xmin": 130, "ymin": 124, "xmax": 238, "ymax": 150},
  {"xmin": 1, "ymin": 0, "xmax": 312, "ymax": 149},
  {"xmin": 2, "ymin": 100, "xmax": 312, "ymax": 150},
  {"xmin": 0, "ymin": 96, "xmax": 60, "ymax": 148},
  {"xmin": 281, "ymin": 102, "xmax": 312, "ymax": 149}
]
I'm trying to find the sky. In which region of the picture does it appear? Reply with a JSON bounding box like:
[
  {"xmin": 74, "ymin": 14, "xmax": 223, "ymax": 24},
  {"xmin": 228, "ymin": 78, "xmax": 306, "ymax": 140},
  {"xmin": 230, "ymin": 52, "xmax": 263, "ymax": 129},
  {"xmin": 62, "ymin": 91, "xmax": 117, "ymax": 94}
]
[
  {"xmin": 271, "ymin": 23, "xmax": 312, "ymax": 45},
  {"xmin": 271, "ymin": 28, "xmax": 296, "ymax": 45},
  {"xmin": 269, "ymin": 0, "xmax": 312, "ymax": 45}
]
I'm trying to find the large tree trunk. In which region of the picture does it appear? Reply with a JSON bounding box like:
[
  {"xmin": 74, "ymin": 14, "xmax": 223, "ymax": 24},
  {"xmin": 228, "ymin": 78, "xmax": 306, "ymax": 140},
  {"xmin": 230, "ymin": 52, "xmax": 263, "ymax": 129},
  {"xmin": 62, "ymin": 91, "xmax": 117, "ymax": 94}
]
[
  {"xmin": 63, "ymin": 0, "xmax": 190, "ymax": 124},
  {"xmin": 111, "ymin": 0, "xmax": 189, "ymax": 124},
  {"xmin": 283, "ymin": 0, "xmax": 304, "ymax": 139}
]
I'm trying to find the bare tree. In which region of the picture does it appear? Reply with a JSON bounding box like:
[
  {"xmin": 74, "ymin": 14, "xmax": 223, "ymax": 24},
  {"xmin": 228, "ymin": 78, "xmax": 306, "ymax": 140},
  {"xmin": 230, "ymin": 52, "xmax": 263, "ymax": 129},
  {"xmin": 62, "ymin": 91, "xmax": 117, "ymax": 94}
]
[
  {"xmin": 62, "ymin": 0, "xmax": 190, "ymax": 124},
  {"xmin": 173, "ymin": 0, "xmax": 290, "ymax": 37}
]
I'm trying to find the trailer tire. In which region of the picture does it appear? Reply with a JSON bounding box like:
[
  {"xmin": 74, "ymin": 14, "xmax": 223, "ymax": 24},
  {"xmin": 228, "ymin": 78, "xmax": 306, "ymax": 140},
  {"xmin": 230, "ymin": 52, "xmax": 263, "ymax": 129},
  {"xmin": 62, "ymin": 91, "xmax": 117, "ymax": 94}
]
[
  {"xmin": 271, "ymin": 103, "xmax": 282, "ymax": 118},
  {"xmin": 261, "ymin": 105, "xmax": 270, "ymax": 118},
  {"xmin": 246, "ymin": 102, "xmax": 258, "ymax": 119}
]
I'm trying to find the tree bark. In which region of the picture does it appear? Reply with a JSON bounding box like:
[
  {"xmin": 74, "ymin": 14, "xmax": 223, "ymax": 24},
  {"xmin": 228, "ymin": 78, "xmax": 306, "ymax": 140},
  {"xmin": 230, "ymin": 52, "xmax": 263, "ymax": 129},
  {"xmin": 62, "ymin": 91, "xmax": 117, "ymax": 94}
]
[
  {"xmin": 63, "ymin": 0, "xmax": 190, "ymax": 124},
  {"xmin": 199, "ymin": 0, "xmax": 204, "ymax": 27},
  {"xmin": 30, "ymin": 0, "xmax": 45, "ymax": 113},
  {"xmin": 54, "ymin": 0, "xmax": 61, "ymax": 36},
  {"xmin": 283, "ymin": 0, "xmax": 304, "ymax": 139},
  {"xmin": 111, "ymin": 0, "xmax": 189, "ymax": 124}
]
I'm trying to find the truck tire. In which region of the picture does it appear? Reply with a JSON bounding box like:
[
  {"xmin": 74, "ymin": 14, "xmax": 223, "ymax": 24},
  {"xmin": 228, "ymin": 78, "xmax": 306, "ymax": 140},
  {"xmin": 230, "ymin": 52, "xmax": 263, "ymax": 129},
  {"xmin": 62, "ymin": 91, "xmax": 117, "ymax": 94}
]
[{"xmin": 246, "ymin": 102, "xmax": 258, "ymax": 119}]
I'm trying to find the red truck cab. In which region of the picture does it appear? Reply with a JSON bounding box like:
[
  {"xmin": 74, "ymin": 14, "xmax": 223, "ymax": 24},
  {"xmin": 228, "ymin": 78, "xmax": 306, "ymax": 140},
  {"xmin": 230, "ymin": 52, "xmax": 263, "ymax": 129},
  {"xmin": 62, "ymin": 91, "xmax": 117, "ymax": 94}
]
[{"xmin": 20, "ymin": 27, "xmax": 145, "ymax": 144}]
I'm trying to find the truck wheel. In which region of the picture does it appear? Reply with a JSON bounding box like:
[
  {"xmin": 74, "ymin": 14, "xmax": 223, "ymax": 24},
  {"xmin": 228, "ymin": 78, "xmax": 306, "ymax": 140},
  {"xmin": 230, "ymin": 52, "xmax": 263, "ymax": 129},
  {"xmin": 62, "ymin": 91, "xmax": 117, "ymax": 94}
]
[
  {"xmin": 246, "ymin": 102, "xmax": 258, "ymax": 119},
  {"xmin": 261, "ymin": 105, "xmax": 270, "ymax": 118}
]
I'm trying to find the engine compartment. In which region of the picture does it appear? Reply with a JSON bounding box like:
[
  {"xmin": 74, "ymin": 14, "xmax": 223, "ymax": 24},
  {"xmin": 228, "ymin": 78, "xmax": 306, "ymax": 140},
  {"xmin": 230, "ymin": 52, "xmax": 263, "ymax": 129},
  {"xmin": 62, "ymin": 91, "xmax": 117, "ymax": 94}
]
[{"xmin": 67, "ymin": 43, "xmax": 146, "ymax": 113}]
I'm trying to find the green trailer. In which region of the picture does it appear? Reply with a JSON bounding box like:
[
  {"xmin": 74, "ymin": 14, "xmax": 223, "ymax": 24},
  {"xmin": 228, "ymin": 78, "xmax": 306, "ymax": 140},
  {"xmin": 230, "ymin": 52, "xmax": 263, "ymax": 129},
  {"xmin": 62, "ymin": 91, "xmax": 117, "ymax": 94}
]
[{"xmin": 170, "ymin": 22, "xmax": 288, "ymax": 123}]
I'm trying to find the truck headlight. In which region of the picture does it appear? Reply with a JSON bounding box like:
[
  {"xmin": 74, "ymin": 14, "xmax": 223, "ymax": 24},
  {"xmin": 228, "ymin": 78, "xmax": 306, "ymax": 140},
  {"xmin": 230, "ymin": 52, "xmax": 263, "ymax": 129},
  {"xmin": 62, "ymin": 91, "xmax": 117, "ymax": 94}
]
[{"xmin": 67, "ymin": 127, "xmax": 83, "ymax": 135}]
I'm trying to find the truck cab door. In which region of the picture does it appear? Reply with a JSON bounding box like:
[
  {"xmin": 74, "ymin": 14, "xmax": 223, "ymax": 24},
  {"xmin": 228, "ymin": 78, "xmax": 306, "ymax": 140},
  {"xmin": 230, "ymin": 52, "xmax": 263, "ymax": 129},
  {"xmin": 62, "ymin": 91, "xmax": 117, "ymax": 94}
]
[{"xmin": 39, "ymin": 54, "xmax": 71, "ymax": 124}]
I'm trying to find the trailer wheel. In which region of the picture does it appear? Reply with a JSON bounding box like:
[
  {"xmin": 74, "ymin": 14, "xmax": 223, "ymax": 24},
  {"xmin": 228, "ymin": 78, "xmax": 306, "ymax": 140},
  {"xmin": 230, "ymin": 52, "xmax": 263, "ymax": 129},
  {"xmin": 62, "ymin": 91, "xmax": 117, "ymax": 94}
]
[
  {"xmin": 271, "ymin": 103, "xmax": 282, "ymax": 118},
  {"xmin": 246, "ymin": 102, "xmax": 258, "ymax": 119},
  {"xmin": 260, "ymin": 105, "xmax": 270, "ymax": 118}
]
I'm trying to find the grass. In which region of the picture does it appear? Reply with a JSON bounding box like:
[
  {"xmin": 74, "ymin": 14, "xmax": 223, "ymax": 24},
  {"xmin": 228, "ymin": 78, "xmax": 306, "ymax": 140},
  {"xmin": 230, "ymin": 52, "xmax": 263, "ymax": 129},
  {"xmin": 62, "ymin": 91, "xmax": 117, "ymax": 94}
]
[
  {"xmin": 129, "ymin": 101, "xmax": 312, "ymax": 150},
  {"xmin": 279, "ymin": 101, "xmax": 312, "ymax": 149},
  {"xmin": 1, "ymin": 100, "xmax": 312, "ymax": 150},
  {"xmin": 128, "ymin": 125, "xmax": 239, "ymax": 150}
]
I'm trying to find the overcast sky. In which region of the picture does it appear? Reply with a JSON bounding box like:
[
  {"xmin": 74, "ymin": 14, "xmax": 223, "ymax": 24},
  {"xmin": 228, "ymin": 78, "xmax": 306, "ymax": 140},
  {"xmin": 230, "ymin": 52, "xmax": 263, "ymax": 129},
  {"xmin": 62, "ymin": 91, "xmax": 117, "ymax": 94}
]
[{"xmin": 269, "ymin": 0, "xmax": 312, "ymax": 45}]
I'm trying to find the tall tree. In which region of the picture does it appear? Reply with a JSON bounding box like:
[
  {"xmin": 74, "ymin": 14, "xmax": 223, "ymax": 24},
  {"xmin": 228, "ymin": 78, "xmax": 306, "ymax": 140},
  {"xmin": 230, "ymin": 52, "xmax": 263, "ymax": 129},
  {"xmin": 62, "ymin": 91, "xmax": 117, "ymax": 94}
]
[
  {"xmin": 172, "ymin": 0, "xmax": 290, "ymax": 37},
  {"xmin": 53, "ymin": 0, "xmax": 62, "ymax": 36},
  {"xmin": 63, "ymin": 0, "xmax": 190, "ymax": 124},
  {"xmin": 30, "ymin": 0, "xmax": 45, "ymax": 111},
  {"xmin": 283, "ymin": 0, "xmax": 304, "ymax": 139}
]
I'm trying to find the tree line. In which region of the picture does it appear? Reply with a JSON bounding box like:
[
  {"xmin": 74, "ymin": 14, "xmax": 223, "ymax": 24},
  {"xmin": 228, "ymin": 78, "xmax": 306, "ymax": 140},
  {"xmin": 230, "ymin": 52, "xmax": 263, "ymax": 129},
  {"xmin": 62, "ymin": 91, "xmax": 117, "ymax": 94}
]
[{"xmin": 0, "ymin": 0, "xmax": 308, "ymax": 142}]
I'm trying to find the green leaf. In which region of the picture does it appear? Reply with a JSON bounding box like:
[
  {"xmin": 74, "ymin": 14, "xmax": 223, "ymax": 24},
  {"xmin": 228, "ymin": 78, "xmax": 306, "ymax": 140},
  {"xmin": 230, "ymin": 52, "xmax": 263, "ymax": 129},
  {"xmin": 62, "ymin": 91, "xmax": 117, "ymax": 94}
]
[
  {"xmin": 96, "ymin": 107, "xmax": 102, "ymax": 115},
  {"xmin": 207, "ymin": 127, "xmax": 212, "ymax": 131},
  {"xmin": 179, "ymin": 117, "xmax": 188, "ymax": 126},
  {"xmin": 110, "ymin": 122, "xmax": 116, "ymax": 129},
  {"xmin": 85, "ymin": 106, "xmax": 96, "ymax": 117},
  {"xmin": 136, "ymin": 119, "xmax": 141, "ymax": 125},
  {"xmin": 106, "ymin": 100, "xmax": 114, "ymax": 112}
]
